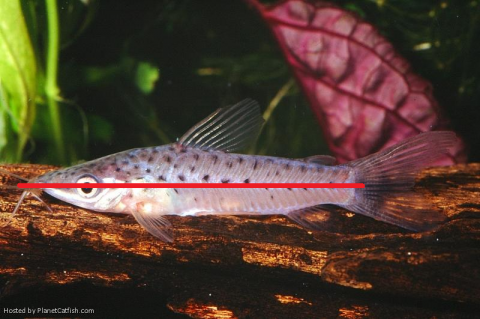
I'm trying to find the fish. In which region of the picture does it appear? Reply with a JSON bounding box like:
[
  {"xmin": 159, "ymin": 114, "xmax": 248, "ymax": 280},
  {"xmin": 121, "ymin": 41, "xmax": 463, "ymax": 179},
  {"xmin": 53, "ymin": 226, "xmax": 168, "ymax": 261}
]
[{"xmin": 14, "ymin": 99, "xmax": 456, "ymax": 242}]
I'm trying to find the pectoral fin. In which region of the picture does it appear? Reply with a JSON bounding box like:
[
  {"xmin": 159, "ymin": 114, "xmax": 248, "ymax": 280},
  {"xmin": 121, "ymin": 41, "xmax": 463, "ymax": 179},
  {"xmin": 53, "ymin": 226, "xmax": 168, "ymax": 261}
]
[{"xmin": 130, "ymin": 210, "xmax": 174, "ymax": 242}]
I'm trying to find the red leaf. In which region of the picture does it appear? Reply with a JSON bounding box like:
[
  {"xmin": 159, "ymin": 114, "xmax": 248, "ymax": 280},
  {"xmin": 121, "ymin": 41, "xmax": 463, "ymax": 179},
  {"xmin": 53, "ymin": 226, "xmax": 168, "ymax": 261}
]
[{"xmin": 247, "ymin": 0, "xmax": 467, "ymax": 164}]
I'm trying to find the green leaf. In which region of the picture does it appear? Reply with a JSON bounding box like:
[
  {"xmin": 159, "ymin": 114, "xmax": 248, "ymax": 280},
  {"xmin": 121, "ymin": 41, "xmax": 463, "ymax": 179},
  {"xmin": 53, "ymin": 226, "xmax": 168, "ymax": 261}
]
[
  {"xmin": 135, "ymin": 61, "xmax": 160, "ymax": 95},
  {"xmin": 0, "ymin": 0, "xmax": 37, "ymax": 161}
]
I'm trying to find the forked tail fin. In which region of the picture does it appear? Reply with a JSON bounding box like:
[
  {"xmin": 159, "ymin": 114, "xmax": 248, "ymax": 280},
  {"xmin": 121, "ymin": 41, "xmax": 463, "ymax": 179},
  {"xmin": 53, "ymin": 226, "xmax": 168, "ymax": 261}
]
[{"xmin": 343, "ymin": 131, "xmax": 457, "ymax": 231}]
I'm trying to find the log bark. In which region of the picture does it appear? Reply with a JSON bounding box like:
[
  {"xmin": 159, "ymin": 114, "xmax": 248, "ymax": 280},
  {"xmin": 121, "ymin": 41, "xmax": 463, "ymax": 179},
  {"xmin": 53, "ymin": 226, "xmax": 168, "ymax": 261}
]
[{"xmin": 0, "ymin": 163, "xmax": 479, "ymax": 318}]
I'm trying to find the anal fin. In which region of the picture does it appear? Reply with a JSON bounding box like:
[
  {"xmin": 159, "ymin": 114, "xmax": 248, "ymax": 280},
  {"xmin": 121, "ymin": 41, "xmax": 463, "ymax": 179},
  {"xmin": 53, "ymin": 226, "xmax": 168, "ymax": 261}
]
[{"xmin": 287, "ymin": 205, "xmax": 333, "ymax": 231}]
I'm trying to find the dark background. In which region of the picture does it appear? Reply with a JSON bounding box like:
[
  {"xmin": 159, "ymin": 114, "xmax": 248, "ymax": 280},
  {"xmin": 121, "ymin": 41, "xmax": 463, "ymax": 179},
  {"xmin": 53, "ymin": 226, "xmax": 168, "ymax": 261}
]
[{"xmin": 22, "ymin": 0, "xmax": 480, "ymax": 164}]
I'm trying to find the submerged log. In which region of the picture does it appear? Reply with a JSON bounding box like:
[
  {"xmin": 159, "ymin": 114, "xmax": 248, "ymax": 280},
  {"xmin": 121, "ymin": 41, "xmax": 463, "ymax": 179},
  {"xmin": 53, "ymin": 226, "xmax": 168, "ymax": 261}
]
[{"xmin": 0, "ymin": 163, "xmax": 479, "ymax": 318}]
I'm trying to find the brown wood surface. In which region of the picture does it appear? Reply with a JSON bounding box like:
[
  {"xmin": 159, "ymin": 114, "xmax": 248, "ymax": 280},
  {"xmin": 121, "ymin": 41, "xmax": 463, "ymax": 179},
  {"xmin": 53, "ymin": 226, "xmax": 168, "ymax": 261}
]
[{"xmin": 0, "ymin": 163, "xmax": 479, "ymax": 318}]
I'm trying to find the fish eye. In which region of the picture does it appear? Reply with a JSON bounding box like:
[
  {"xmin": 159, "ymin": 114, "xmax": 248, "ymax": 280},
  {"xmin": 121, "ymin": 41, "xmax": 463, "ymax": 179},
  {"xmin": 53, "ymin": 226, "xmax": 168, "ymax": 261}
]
[
  {"xmin": 81, "ymin": 187, "xmax": 93, "ymax": 194},
  {"xmin": 76, "ymin": 174, "xmax": 100, "ymax": 198}
]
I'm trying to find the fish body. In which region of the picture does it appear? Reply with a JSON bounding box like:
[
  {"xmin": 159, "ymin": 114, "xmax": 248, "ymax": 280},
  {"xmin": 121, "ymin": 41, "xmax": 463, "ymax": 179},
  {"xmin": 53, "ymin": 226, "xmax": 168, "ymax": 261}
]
[
  {"xmin": 29, "ymin": 99, "xmax": 456, "ymax": 241},
  {"xmin": 35, "ymin": 145, "xmax": 352, "ymax": 216}
]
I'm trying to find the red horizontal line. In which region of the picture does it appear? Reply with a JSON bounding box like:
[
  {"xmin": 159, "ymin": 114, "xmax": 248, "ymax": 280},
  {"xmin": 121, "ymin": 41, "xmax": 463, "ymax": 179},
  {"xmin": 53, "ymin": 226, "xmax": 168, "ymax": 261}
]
[{"xmin": 17, "ymin": 183, "xmax": 365, "ymax": 189}]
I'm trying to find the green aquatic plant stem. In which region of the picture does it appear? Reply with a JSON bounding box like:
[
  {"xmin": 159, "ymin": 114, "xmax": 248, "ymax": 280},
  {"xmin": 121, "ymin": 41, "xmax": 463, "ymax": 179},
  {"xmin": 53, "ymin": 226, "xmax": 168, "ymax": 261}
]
[
  {"xmin": 262, "ymin": 78, "xmax": 295, "ymax": 123},
  {"xmin": 45, "ymin": 0, "xmax": 65, "ymax": 163}
]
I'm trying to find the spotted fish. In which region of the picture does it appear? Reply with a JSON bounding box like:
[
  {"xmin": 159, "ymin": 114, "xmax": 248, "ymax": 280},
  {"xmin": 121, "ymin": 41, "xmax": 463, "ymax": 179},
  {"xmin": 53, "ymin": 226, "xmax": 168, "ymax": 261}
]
[{"xmin": 23, "ymin": 99, "xmax": 455, "ymax": 241}]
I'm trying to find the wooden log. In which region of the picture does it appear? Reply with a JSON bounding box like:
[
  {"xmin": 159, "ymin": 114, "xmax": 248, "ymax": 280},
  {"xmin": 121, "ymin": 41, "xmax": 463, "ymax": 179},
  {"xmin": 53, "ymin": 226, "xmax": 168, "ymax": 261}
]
[{"xmin": 0, "ymin": 163, "xmax": 479, "ymax": 318}]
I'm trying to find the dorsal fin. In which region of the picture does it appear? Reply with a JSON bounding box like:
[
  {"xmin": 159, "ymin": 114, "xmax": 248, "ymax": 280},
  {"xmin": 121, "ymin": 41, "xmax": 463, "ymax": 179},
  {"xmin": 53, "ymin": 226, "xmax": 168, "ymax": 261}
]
[{"xmin": 178, "ymin": 99, "xmax": 264, "ymax": 152}]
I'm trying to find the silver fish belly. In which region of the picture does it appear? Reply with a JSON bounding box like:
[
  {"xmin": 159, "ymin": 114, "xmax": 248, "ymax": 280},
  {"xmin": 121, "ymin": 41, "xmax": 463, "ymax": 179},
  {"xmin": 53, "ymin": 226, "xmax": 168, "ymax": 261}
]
[{"xmin": 28, "ymin": 99, "xmax": 456, "ymax": 242}]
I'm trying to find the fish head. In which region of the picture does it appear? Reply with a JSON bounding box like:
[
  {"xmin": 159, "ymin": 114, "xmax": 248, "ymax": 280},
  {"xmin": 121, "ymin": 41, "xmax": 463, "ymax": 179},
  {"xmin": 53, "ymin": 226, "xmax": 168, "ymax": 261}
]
[{"xmin": 32, "ymin": 157, "xmax": 131, "ymax": 213}]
